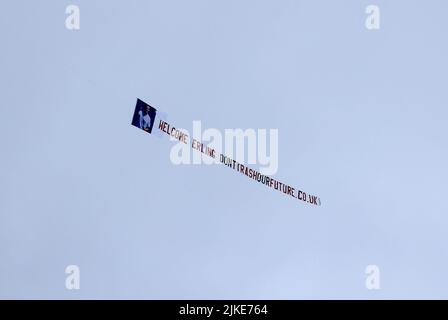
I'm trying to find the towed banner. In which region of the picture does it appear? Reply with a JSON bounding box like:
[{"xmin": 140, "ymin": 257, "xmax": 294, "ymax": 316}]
[{"xmin": 131, "ymin": 98, "xmax": 321, "ymax": 207}]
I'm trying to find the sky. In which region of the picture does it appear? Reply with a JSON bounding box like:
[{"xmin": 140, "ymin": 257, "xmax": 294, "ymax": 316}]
[{"xmin": 1, "ymin": 0, "xmax": 447, "ymax": 299}]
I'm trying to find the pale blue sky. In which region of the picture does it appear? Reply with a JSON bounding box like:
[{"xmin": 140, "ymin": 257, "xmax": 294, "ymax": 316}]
[{"xmin": 1, "ymin": 0, "xmax": 447, "ymax": 299}]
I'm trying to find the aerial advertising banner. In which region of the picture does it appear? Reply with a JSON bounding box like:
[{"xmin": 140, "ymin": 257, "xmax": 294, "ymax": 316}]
[{"xmin": 131, "ymin": 98, "xmax": 321, "ymax": 207}]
